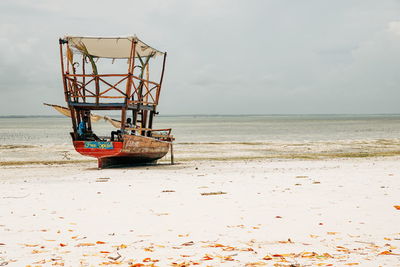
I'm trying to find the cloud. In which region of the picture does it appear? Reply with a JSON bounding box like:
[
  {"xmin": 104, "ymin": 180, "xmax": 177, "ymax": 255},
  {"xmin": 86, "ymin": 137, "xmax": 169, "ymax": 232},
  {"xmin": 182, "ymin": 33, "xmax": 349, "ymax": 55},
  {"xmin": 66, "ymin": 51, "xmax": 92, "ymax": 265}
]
[
  {"xmin": 387, "ymin": 21, "xmax": 400, "ymax": 35},
  {"xmin": 1, "ymin": 0, "xmax": 400, "ymax": 115}
]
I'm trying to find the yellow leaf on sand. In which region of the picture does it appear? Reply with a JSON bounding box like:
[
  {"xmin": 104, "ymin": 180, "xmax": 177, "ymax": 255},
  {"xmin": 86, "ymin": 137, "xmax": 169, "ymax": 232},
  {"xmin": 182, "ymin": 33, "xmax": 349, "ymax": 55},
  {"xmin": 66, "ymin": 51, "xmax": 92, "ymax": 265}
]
[
  {"xmin": 344, "ymin": 263, "xmax": 359, "ymax": 266},
  {"xmin": 327, "ymin": 232, "xmax": 339, "ymax": 235},
  {"xmin": 22, "ymin": 244, "xmax": 39, "ymax": 247},
  {"xmin": 245, "ymin": 262, "xmax": 267, "ymax": 267},
  {"xmin": 208, "ymin": 243, "xmax": 225, "ymax": 248},
  {"xmin": 222, "ymin": 246, "xmax": 236, "ymax": 251},
  {"xmin": 379, "ymin": 250, "xmax": 399, "ymax": 255},
  {"xmin": 31, "ymin": 249, "xmax": 46, "ymax": 254},
  {"xmin": 99, "ymin": 261, "xmax": 122, "ymax": 265},
  {"xmin": 301, "ymin": 252, "xmax": 317, "ymax": 258}
]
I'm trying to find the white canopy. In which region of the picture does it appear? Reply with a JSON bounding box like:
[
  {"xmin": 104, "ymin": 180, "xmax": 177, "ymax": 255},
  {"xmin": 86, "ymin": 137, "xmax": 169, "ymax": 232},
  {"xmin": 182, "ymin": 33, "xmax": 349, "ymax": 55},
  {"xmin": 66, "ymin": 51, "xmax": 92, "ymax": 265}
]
[{"xmin": 64, "ymin": 36, "xmax": 164, "ymax": 59}]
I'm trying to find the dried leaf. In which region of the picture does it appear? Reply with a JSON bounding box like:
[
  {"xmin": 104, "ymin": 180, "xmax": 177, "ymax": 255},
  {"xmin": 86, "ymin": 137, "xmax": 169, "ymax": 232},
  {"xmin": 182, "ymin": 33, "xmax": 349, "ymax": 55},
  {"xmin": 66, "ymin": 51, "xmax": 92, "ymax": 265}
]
[
  {"xmin": 31, "ymin": 249, "xmax": 47, "ymax": 254},
  {"xmin": 327, "ymin": 232, "xmax": 339, "ymax": 235},
  {"xmin": 245, "ymin": 262, "xmax": 267, "ymax": 266},
  {"xmin": 394, "ymin": 205, "xmax": 400, "ymax": 210},
  {"xmin": 224, "ymin": 256, "xmax": 234, "ymax": 261},
  {"xmin": 59, "ymin": 243, "xmax": 67, "ymax": 247},
  {"xmin": 208, "ymin": 243, "xmax": 225, "ymax": 248},
  {"xmin": 22, "ymin": 244, "xmax": 39, "ymax": 247},
  {"xmin": 99, "ymin": 261, "xmax": 122, "ymax": 265},
  {"xmin": 96, "ymin": 241, "xmax": 106, "ymax": 244},
  {"xmin": 114, "ymin": 244, "xmax": 128, "ymax": 249},
  {"xmin": 202, "ymin": 255, "xmax": 213, "ymax": 261},
  {"xmin": 76, "ymin": 243, "xmax": 95, "ymax": 247},
  {"xmin": 222, "ymin": 246, "xmax": 236, "ymax": 251},
  {"xmin": 200, "ymin": 191, "xmax": 227, "ymax": 196},
  {"xmin": 379, "ymin": 250, "xmax": 399, "ymax": 255},
  {"xmin": 181, "ymin": 241, "xmax": 194, "ymax": 246}
]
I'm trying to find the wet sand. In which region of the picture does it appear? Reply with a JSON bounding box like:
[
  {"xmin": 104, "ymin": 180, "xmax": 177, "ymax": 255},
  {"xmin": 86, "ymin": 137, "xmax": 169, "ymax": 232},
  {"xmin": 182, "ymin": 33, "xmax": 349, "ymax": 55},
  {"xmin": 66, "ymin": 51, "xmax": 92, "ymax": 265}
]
[{"xmin": 0, "ymin": 157, "xmax": 400, "ymax": 266}]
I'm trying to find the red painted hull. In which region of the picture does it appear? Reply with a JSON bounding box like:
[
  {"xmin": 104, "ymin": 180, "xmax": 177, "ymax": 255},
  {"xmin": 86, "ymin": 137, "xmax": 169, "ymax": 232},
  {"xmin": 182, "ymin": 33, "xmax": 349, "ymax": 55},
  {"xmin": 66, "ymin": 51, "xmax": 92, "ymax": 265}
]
[{"xmin": 73, "ymin": 135, "xmax": 170, "ymax": 168}]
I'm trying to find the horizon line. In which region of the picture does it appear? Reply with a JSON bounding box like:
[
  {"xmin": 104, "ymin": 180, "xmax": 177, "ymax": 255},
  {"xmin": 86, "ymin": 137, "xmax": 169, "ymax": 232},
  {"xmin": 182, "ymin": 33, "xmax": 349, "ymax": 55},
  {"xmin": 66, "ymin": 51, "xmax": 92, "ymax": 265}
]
[{"xmin": 1, "ymin": 113, "xmax": 400, "ymax": 118}]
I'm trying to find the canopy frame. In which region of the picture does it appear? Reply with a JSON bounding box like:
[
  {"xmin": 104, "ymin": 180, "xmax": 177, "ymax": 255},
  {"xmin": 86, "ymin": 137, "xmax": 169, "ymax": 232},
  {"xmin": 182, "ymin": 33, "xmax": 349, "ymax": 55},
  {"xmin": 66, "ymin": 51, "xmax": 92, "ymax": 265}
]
[{"xmin": 58, "ymin": 36, "xmax": 167, "ymax": 139}]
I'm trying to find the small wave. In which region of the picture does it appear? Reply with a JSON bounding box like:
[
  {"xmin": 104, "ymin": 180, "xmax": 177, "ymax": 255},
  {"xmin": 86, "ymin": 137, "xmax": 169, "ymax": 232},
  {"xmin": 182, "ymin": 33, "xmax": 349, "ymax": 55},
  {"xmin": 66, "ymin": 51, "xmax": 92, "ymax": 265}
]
[
  {"xmin": 0, "ymin": 159, "xmax": 95, "ymax": 166},
  {"xmin": 0, "ymin": 144, "xmax": 38, "ymax": 150},
  {"xmin": 178, "ymin": 141, "xmax": 270, "ymax": 146},
  {"xmin": 169, "ymin": 150, "xmax": 400, "ymax": 162}
]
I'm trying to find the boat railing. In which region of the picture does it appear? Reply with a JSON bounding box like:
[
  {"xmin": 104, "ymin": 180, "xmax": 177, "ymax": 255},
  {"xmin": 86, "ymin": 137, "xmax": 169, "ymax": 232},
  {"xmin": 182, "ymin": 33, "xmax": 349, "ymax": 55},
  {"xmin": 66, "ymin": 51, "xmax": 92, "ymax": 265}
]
[
  {"xmin": 125, "ymin": 127, "xmax": 174, "ymax": 141},
  {"xmin": 64, "ymin": 73, "xmax": 161, "ymax": 107}
]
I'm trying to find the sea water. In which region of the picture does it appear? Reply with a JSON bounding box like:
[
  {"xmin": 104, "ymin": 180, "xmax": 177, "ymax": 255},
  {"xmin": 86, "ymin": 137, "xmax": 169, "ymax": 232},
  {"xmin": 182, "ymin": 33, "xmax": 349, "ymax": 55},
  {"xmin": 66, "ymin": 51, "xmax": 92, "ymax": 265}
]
[{"xmin": 1, "ymin": 115, "xmax": 400, "ymax": 163}]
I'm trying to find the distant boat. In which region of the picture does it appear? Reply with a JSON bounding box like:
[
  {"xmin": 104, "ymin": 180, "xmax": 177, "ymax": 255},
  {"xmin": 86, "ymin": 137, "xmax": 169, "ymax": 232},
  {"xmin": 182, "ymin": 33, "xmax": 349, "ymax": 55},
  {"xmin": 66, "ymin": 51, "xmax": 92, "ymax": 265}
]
[{"xmin": 54, "ymin": 35, "xmax": 174, "ymax": 168}]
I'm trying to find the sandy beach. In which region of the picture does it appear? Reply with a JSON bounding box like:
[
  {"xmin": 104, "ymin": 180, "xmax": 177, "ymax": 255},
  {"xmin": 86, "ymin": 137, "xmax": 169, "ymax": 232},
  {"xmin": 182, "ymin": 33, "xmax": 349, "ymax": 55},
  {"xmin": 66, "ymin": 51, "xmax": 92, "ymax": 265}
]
[{"xmin": 1, "ymin": 157, "xmax": 399, "ymax": 266}]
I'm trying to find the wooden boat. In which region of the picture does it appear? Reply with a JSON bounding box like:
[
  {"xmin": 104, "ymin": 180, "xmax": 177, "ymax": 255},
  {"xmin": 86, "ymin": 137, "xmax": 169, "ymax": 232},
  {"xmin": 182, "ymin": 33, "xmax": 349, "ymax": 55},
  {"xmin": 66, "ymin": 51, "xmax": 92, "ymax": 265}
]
[{"xmin": 57, "ymin": 36, "xmax": 174, "ymax": 168}]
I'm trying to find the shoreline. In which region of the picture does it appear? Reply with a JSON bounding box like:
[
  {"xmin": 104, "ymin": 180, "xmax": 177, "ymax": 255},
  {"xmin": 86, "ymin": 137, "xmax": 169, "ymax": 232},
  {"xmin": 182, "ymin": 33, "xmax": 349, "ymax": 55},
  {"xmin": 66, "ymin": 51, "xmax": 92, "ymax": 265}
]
[{"xmin": 2, "ymin": 150, "xmax": 400, "ymax": 167}]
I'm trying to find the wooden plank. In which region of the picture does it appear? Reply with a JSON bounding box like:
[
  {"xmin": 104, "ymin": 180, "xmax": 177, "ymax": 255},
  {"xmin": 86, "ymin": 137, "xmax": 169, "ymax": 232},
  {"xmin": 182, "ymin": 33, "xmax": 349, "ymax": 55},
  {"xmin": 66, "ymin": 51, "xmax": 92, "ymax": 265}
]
[
  {"xmin": 66, "ymin": 74, "xmax": 128, "ymax": 77},
  {"xmin": 156, "ymin": 52, "xmax": 167, "ymax": 105},
  {"xmin": 68, "ymin": 102, "xmax": 156, "ymax": 110}
]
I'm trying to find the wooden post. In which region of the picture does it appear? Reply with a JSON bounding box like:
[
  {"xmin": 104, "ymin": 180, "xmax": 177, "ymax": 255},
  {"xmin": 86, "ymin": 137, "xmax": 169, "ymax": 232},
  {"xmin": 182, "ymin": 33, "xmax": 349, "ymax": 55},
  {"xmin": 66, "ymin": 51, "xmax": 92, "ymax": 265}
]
[
  {"xmin": 142, "ymin": 110, "xmax": 148, "ymax": 129},
  {"xmin": 155, "ymin": 52, "xmax": 167, "ymax": 105},
  {"xmin": 87, "ymin": 111, "xmax": 92, "ymax": 131},
  {"xmin": 70, "ymin": 107, "xmax": 78, "ymax": 139},
  {"xmin": 82, "ymin": 57, "xmax": 86, "ymax": 103},
  {"xmin": 58, "ymin": 39, "xmax": 68, "ymax": 102},
  {"xmin": 132, "ymin": 110, "xmax": 137, "ymax": 127},
  {"xmin": 122, "ymin": 40, "xmax": 137, "ymax": 132},
  {"xmin": 146, "ymin": 62, "xmax": 149, "ymax": 102},
  {"xmin": 170, "ymin": 142, "xmax": 174, "ymax": 165},
  {"xmin": 147, "ymin": 111, "xmax": 154, "ymax": 136},
  {"xmin": 121, "ymin": 108, "xmax": 127, "ymax": 134},
  {"xmin": 66, "ymin": 43, "xmax": 70, "ymax": 74},
  {"xmin": 95, "ymin": 76, "xmax": 100, "ymax": 106}
]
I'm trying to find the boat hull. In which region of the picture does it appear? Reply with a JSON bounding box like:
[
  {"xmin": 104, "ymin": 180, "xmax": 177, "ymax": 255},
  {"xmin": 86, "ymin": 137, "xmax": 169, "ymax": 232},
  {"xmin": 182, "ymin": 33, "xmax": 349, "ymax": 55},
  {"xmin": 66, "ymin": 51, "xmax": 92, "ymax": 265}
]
[{"xmin": 73, "ymin": 135, "xmax": 170, "ymax": 168}]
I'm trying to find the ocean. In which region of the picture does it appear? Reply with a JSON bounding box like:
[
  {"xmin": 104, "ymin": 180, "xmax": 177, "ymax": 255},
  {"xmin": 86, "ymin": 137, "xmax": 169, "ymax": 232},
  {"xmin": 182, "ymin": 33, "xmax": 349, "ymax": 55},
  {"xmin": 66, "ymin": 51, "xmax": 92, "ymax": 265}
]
[{"xmin": 1, "ymin": 115, "xmax": 400, "ymax": 164}]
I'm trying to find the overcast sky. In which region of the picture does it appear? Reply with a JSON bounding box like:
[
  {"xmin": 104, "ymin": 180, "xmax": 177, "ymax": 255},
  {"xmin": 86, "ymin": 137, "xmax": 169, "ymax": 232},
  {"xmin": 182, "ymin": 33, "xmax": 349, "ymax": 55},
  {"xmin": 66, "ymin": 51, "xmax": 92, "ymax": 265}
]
[{"xmin": 1, "ymin": 0, "xmax": 400, "ymax": 115}]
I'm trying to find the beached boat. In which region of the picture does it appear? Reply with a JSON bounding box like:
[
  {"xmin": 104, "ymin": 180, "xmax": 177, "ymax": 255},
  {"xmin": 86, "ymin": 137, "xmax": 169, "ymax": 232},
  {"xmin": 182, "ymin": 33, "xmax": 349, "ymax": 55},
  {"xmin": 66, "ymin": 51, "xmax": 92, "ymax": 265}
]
[{"xmin": 56, "ymin": 36, "xmax": 174, "ymax": 168}]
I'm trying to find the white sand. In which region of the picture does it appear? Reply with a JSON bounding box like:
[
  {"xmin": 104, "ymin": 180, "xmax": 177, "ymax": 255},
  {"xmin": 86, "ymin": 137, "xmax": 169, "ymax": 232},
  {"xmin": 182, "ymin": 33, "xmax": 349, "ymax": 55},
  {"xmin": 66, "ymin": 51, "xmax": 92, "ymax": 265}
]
[{"xmin": 0, "ymin": 157, "xmax": 400, "ymax": 266}]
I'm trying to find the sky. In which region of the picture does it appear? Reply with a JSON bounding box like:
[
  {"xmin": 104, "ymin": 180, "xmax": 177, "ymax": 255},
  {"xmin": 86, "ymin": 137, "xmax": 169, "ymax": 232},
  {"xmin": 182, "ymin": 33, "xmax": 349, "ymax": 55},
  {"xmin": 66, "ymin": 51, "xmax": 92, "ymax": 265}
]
[{"xmin": 0, "ymin": 0, "xmax": 400, "ymax": 115}]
